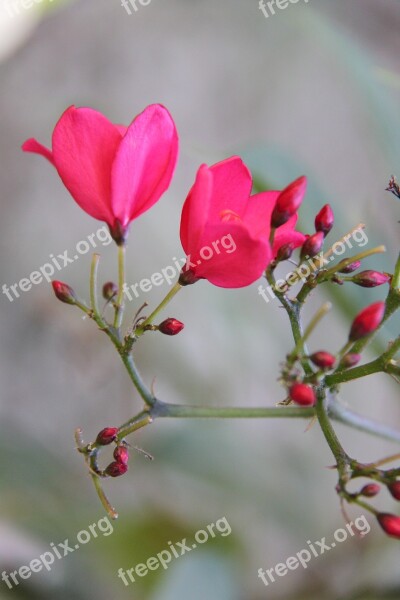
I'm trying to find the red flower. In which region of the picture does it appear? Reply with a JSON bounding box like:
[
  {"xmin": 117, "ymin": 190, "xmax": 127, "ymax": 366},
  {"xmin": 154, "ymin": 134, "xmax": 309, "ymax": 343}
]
[
  {"xmin": 179, "ymin": 157, "xmax": 306, "ymax": 288},
  {"xmin": 22, "ymin": 104, "xmax": 178, "ymax": 244},
  {"xmin": 315, "ymin": 204, "xmax": 334, "ymax": 236},
  {"xmin": 349, "ymin": 301, "xmax": 385, "ymax": 342}
]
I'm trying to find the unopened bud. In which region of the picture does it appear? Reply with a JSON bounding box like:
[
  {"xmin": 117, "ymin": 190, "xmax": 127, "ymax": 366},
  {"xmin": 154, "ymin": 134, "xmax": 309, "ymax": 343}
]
[
  {"xmin": 315, "ymin": 204, "xmax": 334, "ymax": 236},
  {"xmin": 113, "ymin": 445, "xmax": 129, "ymax": 465},
  {"xmin": 309, "ymin": 351, "xmax": 336, "ymax": 370},
  {"xmin": 360, "ymin": 483, "xmax": 380, "ymax": 497},
  {"xmin": 105, "ymin": 461, "xmax": 128, "ymax": 478},
  {"xmin": 352, "ymin": 270, "xmax": 391, "ymax": 288},
  {"xmin": 388, "ymin": 481, "xmax": 400, "ymax": 501},
  {"xmin": 276, "ymin": 243, "xmax": 295, "ymax": 262},
  {"xmin": 300, "ymin": 231, "xmax": 325, "ymax": 260},
  {"xmin": 289, "ymin": 383, "xmax": 316, "ymax": 406},
  {"xmin": 338, "ymin": 260, "xmax": 361, "ymax": 274},
  {"xmin": 349, "ymin": 301, "xmax": 385, "ymax": 342},
  {"xmin": 102, "ymin": 281, "xmax": 118, "ymax": 300},
  {"xmin": 339, "ymin": 353, "xmax": 361, "ymax": 368},
  {"xmin": 96, "ymin": 427, "xmax": 118, "ymax": 446},
  {"xmin": 51, "ymin": 281, "xmax": 77, "ymax": 305},
  {"xmin": 271, "ymin": 176, "xmax": 307, "ymax": 228},
  {"xmin": 158, "ymin": 318, "xmax": 184, "ymax": 336},
  {"xmin": 377, "ymin": 513, "xmax": 400, "ymax": 538},
  {"xmin": 179, "ymin": 267, "xmax": 201, "ymax": 286}
]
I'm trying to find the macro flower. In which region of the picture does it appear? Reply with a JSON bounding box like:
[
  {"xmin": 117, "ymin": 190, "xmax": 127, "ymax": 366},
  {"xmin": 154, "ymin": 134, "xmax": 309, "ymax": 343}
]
[
  {"xmin": 22, "ymin": 104, "xmax": 178, "ymax": 244},
  {"xmin": 179, "ymin": 157, "xmax": 306, "ymax": 288}
]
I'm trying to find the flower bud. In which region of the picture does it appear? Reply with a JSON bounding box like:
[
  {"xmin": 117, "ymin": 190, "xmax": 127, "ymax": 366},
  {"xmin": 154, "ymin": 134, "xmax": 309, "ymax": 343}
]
[
  {"xmin": 105, "ymin": 461, "xmax": 128, "ymax": 478},
  {"xmin": 96, "ymin": 427, "xmax": 118, "ymax": 446},
  {"xmin": 113, "ymin": 445, "xmax": 129, "ymax": 465},
  {"xmin": 271, "ymin": 176, "xmax": 307, "ymax": 228},
  {"xmin": 337, "ymin": 260, "xmax": 361, "ymax": 274},
  {"xmin": 377, "ymin": 513, "xmax": 400, "ymax": 538},
  {"xmin": 309, "ymin": 351, "xmax": 336, "ymax": 370},
  {"xmin": 315, "ymin": 204, "xmax": 334, "ymax": 236},
  {"xmin": 388, "ymin": 481, "xmax": 400, "ymax": 501},
  {"xmin": 349, "ymin": 301, "xmax": 385, "ymax": 342},
  {"xmin": 158, "ymin": 318, "xmax": 184, "ymax": 336},
  {"xmin": 276, "ymin": 243, "xmax": 295, "ymax": 263},
  {"xmin": 51, "ymin": 281, "xmax": 77, "ymax": 305},
  {"xmin": 351, "ymin": 270, "xmax": 391, "ymax": 288},
  {"xmin": 360, "ymin": 483, "xmax": 380, "ymax": 497},
  {"xmin": 289, "ymin": 383, "xmax": 316, "ymax": 406},
  {"xmin": 102, "ymin": 282, "xmax": 118, "ymax": 300},
  {"xmin": 339, "ymin": 353, "xmax": 361, "ymax": 368},
  {"xmin": 300, "ymin": 231, "xmax": 324, "ymax": 260},
  {"xmin": 178, "ymin": 268, "xmax": 201, "ymax": 286}
]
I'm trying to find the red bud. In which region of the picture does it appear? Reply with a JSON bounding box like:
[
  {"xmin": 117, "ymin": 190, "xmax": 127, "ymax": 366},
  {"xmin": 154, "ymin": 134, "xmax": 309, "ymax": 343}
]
[
  {"xmin": 158, "ymin": 318, "xmax": 184, "ymax": 336},
  {"xmin": 349, "ymin": 302, "xmax": 385, "ymax": 342},
  {"xmin": 105, "ymin": 461, "xmax": 128, "ymax": 477},
  {"xmin": 289, "ymin": 383, "xmax": 316, "ymax": 406},
  {"xmin": 300, "ymin": 231, "xmax": 325, "ymax": 260},
  {"xmin": 276, "ymin": 243, "xmax": 295, "ymax": 262},
  {"xmin": 352, "ymin": 270, "xmax": 391, "ymax": 288},
  {"xmin": 113, "ymin": 445, "xmax": 129, "ymax": 465},
  {"xmin": 51, "ymin": 281, "xmax": 77, "ymax": 305},
  {"xmin": 315, "ymin": 204, "xmax": 334, "ymax": 236},
  {"xmin": 340, "ymin": 353, "xmax": 361, "ymax": 368},
  {"xmin": 338, "ymin": 260, "xmax": 361, "ymax": 274},
  {"xmin": 96, "ymin": 427, "xmax": 118, "ymax": 446},
  {"xmin": 178, "ymin": 267, "xmax": 201, "ymax": 286},
  {"xmin": 102, "ymin": 282, "xmax": 118, "ymax": 300},
  {"xmin": 377, "ymin": 513, "xmax": 400, "ymax": 538},
  {"xmin": 271, "ymin": 176, "xmax": 307, "ymax": 228},
  {"xmin": 388, "ymin": 482, "xmax": 400, "ymax": 501},
  {"xmin": 360, "ymin": 483, "xmax": 380, "ymax": 497},
  {"xmin": 309, "ymin": 351, "xmax": 336, "ymax": 370}
]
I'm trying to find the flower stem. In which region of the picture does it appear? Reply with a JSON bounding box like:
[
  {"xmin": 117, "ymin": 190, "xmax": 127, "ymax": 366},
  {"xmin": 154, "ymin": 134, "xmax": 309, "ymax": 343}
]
[
  {"xmin": 113, "ymin": 244, "xmax": 126, "ymax": 329},
  {"xmin": 90, "ymin": 253, "xmax": 101, "ymax": 320},
  {"xmin": 135, "ymin": 281, "xmax": 182, "ymax": 336}
]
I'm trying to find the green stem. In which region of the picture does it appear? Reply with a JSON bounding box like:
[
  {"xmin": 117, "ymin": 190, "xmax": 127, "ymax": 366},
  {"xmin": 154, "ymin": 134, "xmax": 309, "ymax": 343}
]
[
  {"xmin": 135, "ymin": 281, "xmax": 182, "ymax": 336},
  {"xmin": 91, "ymin": 473, "xmax": 119, "ymax": 520},
  {"xmin": 90, "ymin": 253, "xmax": 102, "ymax": 320},
  {"xmin": 119, "ymin": 353, "xmax": 156, "ymax": 407},
  {"xmin": 153, "ymin": 402, "xmax": 315, "ymax": 419},
  {"xmin": 314, "ymin": 389, "xmax": 350, "ymax": 474},
  {"xmin": 113, "ymin": 244, "xmax": 126, "ymax": 329}
]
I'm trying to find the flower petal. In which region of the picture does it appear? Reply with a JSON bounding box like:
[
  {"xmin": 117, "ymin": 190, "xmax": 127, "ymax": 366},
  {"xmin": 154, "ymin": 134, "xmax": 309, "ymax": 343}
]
[
  {"xmin": 180, "ymin": 164, "xmax": 213, "ymax": 256},
  {"xmin": 111, "ymin": 104, "xmax": 178, "ymax": 226},
  {"xmin": 207, "ymin": 156, "xmax": 253, "ymax": 222},
  {"xmin": 52, "ymin": 106, "xmax": 123, "ymax": 224},
  {"xmin": 273, "ymin": 214, "xmax": 306, "ymax": 256}
]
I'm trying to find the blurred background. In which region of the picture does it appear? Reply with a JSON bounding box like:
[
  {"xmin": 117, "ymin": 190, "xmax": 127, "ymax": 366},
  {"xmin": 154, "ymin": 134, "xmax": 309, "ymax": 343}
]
[{"xmin": 0, "ymin": 0, "xmax": 399, "ymax": 598}]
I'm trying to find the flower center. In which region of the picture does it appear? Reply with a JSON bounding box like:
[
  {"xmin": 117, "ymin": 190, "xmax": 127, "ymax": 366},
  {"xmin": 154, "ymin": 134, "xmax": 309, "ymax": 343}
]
[{"xmin": 219, "ymin": 209, "xmax": 241, "ymax": 223}]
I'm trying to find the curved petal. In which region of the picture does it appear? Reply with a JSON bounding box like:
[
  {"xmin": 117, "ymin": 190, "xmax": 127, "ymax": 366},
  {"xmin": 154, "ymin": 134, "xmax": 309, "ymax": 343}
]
[
  {"xmin": 111, "ymin": 104, "xmax": 178, "ymax": 226},
  {"xmin": 187, "ymin": 221, "xmax": 272, "ymax": 288},
  {"xmin": 242, "ymin": 190, "xmax": 279, "ymax": 237},
  {"xmin": 52, "ymin": 106, "xmax": 123, "ymax": 224},
  {"xmin": 273, "ymin": 214, "xmax": 306, "ymax": 256},
  {"xmin": 180, "ymin": 164, "xmax": 212, "ymax": 256},
  {"xmin": 22, "ymin": 138, "xmax": 55, "ymax": 166},
  {"xmin": 206, "ymin": 156, "xmax": 253, "ymax": 222}
]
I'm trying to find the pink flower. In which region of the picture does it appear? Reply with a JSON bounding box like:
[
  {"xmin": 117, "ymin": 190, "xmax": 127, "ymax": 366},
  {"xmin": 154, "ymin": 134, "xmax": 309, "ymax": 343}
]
[
  {"xmin": 22, "ymin": 104, "xmax": 179, "ymax": 244},
  {"xmin": 179, "ymin": 157, "xmax": 306, "ymax": 288}
]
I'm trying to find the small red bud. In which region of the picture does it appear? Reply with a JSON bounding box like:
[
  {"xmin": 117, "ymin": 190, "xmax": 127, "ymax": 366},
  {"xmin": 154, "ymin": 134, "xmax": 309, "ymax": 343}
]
[
  {"xmin": 158, "ymin": 318, "xmax": 184, "ymax": 336},
  {"xmin": 315, "ymin": 204, "xmax": 334, "ymax": 236},
  {"xmin": 113, "ymin": 445, "xmax": 129, "ymax": 465},
  {"xmin": 360, "ymin": 483, "xmax": 380, "ymax": 497},
  {"xmin": 105, "ymin": 461, "xmax": 128, "ymax": 478},
  {"xmin": 388, "ymin": 482, "xmax": 400, "ymax": 501},
  {"xmin": 271, "ymin": 176, "xmax": 307, "ymax": 228},
  {"xmin": 51, "ymin": 281, "xmax": 77, "ymax": 304},
  {"xmin": 340, "ymin": 353, "xmax": 362, "ymax": 368},
  {"xmin": 179, "ymin": 267, "xmax": 201, "ymax": 286},
  {"xmin": 96, "ymin": 427, "xmax": 118, "ymax": 446},
  {"xmin": 377, "ymin": 513, "xmax": 400, "ymax": 538},
  {"xmin": 276, "ymin": 243, "xmax": 295, "ymax": 262},
  {"xmin": 338, "ymin": 260, "xmax": 361, "ymax": 274},
  {"xmin": 351, "ymin": 270, "xmax": 391, "ymax": 288},
  {"xmin": 349, "ymin": 302, "xmax": 385, "ymax": 342},
  {"xmin": 289, "ymin": 383, "xmax": 316, "ymax": 406},
  {"xmin": 102, "ymin": 282, "xmax": 118, "ymax": 300},
  {"xmin": 300, "ymin": 231, "xmax": 325, "ymax": 260},
  {"xmin": 309, "ymin": 351, "xmax": 336, "ymax": 370}
]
